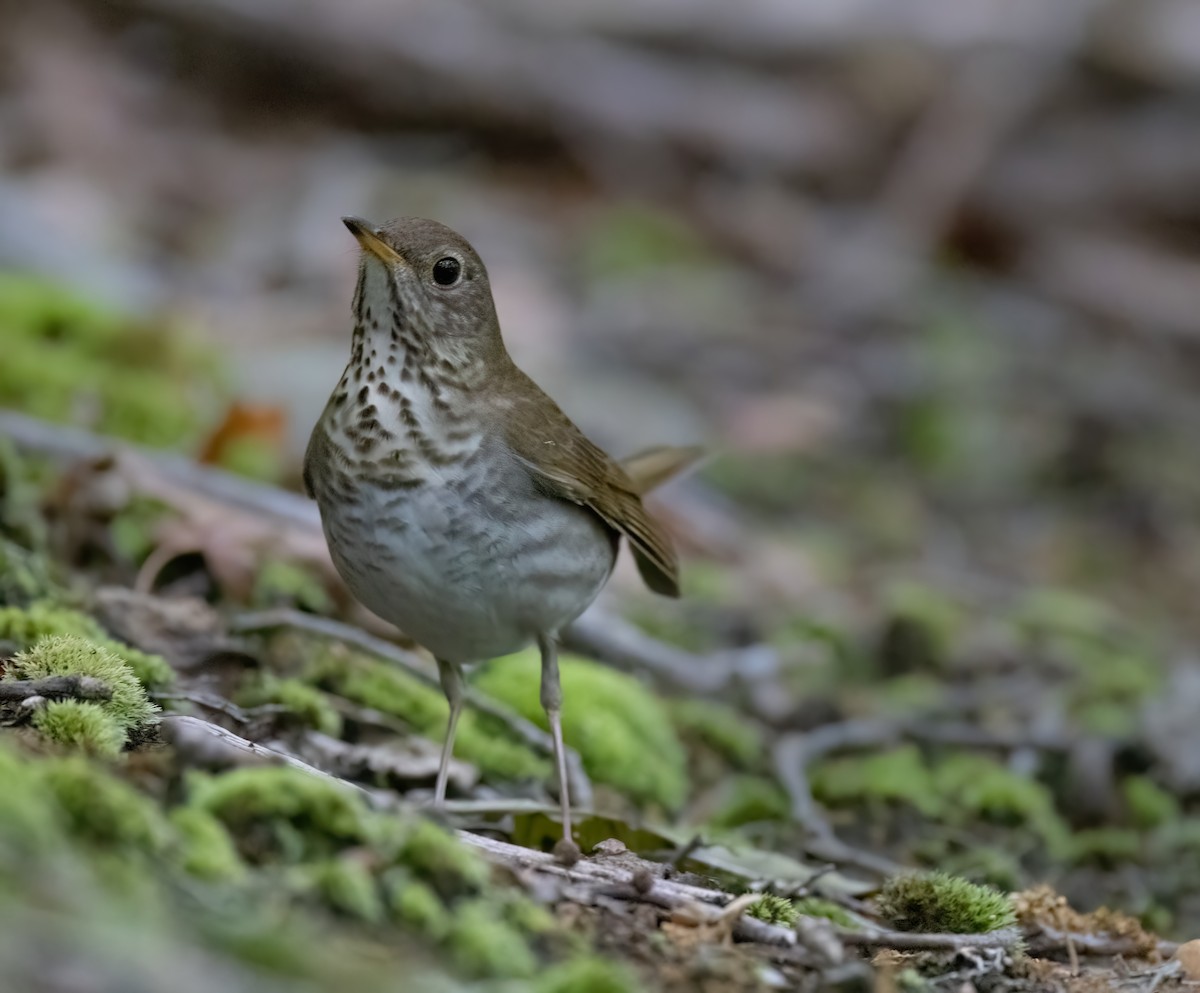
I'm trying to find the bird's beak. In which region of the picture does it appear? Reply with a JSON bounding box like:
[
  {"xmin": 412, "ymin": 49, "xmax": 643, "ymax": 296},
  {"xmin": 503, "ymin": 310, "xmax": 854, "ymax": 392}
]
[{"xmin": 342, "ymin": 216, "xmax": 406, "ymax": 265}]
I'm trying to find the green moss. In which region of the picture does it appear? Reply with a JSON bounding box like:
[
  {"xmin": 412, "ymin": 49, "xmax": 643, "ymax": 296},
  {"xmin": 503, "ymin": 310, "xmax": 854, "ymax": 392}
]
[
  {"xmin": 311, "ymin": 649, "xmax": 549, "ymax": 782},
  {"xmin": 811, "ymin": 745, "xmax": 937, "ymax": 816},
  {"xmin": 385, "ymin": 873, "xmax": 450, "ymax": 939},
  {"xmin": 168, "ymin": 807, "xmax": 245, "ymax": 882},
  {"xmin": 0, "ymin": 537, "xmax": 60, "ymax": 607},
  {"xmin": 238, "ymin": 676, "xmax": 342, "ymax": 737},
  {"xmin": 8, "ymin": 635, "xmax": 160, "ymax": 738},
  {"xmin": 40, "ymin": 756, "xmax": 169, "ymax": 852},
  {"xmin": 0, "ymin": 602, "xmax": 175, "ymax": 689},
  {"xmin": 32, "ymin": 700, "xmax": 125, "ymax": 758},
  {"xmin": 670, "ymin": 699, "xmax": 763, "ymax": 768},
  {"xmin": 931, "ymin": 754, "xmax": 1071, "ymax": 852},
  {"xmin": 747, "ymin": 893, "xmax": 799, "ymax": 926},
  {"xmin": 475, "ymin": 650, "xmax": 688, "ymax": 810},
  {"xmin": 793, "ymin": 897, "xmax": 858, "ymax": 928},
  {"xmin": 0, "ymin": 742, "xmax": 62, "ymax": 855},
  {"xmin": 252, "ymin": 561, "xmax": 332, "ymax": 614},
  {"xmin": 811, "ymin": 747, "xmax": 1072, "ymax": 854},
  {"xmin": 393, "ymin": 818, "xmax": 490, "ymax": 896},
  {"xmin": 1014, "ymin": 588, "xmax": 1162, "ymax": 732},
  {"xmin": 0, "ymin": 273, "xmax": 225, "ymax": 449},
  {"xmin": 306, "ymin": 857, "xmax": 385, "ymax": 923},
  {"xmin": 446, "ymin": 899, "xmax": 537, "ymax": 979},
  {"xmin": 878, "ymin": 582, "xmax": 963, "ymax": 673},
  {"xmin": 1123, "ymin": 776, "xmax": 1180, "ymax": 830},
  {"xmin": 706, "ymin": 776, "xmax": 790, "ymax": 830},
  {"xmin": 876, "ymin": 872, "xmax": 1016, "ymax": 934},
  {"xmin": 1067, "ymin": 828, "xmax": 1142, "ymax": 866},
  {"xmin": 534, "ymin": 957, "xmax": 639, "ymax": 993},
  {"xmin": 188, "ymin": 767, "xmax": 369, "ymax": 862}
]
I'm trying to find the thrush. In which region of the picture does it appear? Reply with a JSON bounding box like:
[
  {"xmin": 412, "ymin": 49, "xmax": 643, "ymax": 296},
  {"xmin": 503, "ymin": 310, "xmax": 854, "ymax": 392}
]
[{"xmin": 304, "ymin": 216, "xmax": 690, "ymax": 844}]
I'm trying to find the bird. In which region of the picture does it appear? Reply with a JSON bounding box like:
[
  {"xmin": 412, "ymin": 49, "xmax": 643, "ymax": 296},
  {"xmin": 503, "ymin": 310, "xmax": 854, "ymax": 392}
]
[{"xmin": 303, "ymin": 215, "xmax": 690, "ymax": 846}]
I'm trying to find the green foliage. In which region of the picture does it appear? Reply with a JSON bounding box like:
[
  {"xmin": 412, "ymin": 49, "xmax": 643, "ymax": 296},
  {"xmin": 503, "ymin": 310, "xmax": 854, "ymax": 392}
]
[
  {"xmin": 168, "ymin": 808, "xmax": 245, "ymax": 882},
  {"xmin": 188, "ymin": 767, "xmax": 369, "ymax": 862},
  {"xmin": 670, "ymin": 699, "xmax": 764, "ymax": 768},
  {"xmin": 310, "ymin": 648, "xmax": 549, "ymax": 782},
  {"xmin": 0, "ymin": 273, "xmax": 225, "ymax": 448},
  {"xmin": 446, "ymin": 898, "xmax": 538, "ymax": 979},
  {"xmin": 876, "ymin": 871, "xmax": 1016, "ymax": 934},
  {"xmin": 0, "ymin": 601, "xmax": 175, "ymax": 689},
  {"xmin": 237, "ymin": 675, "xmax": 342, "ymax": 737},
  {"xmin": 534, "ymin": 957, "xmax": 639, "ymax": 993},
  {"xmin": 746, "ymin": 893, "xmax": 799, "ymax": 926},
  {"xmin": 32, "ymin": 700, "xmax": 125, "ymax": 759},
  {"xmin": 40, "ymin": 756, "xmax": 170, "ymax": 853},
  {"xmin": 9, "ymin": 635, "xmax": 160, "ymax": 740},
  {"xmin": 475, "ymin": 650, "xmax": 688, "ymax": 810},
  {"xmin": 252, "ymin": 560, "xmax": 333, "ymax": 614}
]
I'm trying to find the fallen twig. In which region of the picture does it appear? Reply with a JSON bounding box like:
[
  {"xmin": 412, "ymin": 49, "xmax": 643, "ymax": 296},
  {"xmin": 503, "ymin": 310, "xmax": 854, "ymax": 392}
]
[
  {"xmin": 837, "ymin": 926, "xmax": 1023, "ymax": 952},
  {"xmin": 0, "ymin": 675, "xmax": 112, "ymax": 702}
]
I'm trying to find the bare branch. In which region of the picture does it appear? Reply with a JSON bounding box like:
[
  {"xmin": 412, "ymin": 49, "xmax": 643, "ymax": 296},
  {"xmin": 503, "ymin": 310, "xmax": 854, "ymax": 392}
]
[{"xmin": 0, "ymin": 675, "xmax": 112, "ymax": 702}]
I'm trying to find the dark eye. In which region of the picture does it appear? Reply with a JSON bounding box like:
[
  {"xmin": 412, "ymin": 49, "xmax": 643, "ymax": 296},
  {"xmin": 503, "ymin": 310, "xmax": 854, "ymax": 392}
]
[{"xmin": 432, "ymin": 257, "xmax": 461, "ymax": 286}]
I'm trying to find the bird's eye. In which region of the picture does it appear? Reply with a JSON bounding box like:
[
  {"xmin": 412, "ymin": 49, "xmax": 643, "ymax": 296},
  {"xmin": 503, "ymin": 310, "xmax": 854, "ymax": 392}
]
[{"xmin": 432, "ymin": 257, "xmax": 461, "ymax": 286}]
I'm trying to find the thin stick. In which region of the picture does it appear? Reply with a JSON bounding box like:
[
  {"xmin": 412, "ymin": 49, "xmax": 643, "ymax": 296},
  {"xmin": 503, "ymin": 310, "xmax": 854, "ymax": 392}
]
[{"xmin": 0, "ymin": 675, "xmax": 112, "ymax": 702}]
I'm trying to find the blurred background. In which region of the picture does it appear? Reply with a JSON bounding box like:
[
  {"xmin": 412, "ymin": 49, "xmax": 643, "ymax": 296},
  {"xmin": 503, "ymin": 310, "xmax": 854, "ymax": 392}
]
[{"xmin": 4, "ymin": 0, "xmax": 1200, "ymax": 962}]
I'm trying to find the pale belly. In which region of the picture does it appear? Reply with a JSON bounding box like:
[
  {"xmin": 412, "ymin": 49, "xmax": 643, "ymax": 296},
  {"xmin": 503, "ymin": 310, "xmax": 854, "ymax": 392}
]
[{"xmin": 317, "ymin": 464, "xmax": 617, "ymax": 664}]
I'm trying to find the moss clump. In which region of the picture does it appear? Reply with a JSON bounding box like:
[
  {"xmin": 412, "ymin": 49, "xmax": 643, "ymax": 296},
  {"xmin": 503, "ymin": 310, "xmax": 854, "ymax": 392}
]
[
  {"xmin": 0, "ymin": 273, "xmax": 224, "ymax": 449},
  {"xmin": 534, "ymin": 957, "xmax": 639, "ymax": 993},
  {"xmin": 188, "ymin": 767, "xmax": 369, "ymax": 862},
  {"xmin": 1123, "ymin": 776, "xmax": 1180, "ymax": 830},
  {"xmin": 446, "ymin": 898, "xmax": 537, "ymax": 979},
  {"xmin": 747, "ymin": 894, "xmax": 799, "ymax": 926},
  {"xmin": 40, "ymin": 756, "xmax": 169, "ymax": 853},
  {"xmin": 0, "ymin": 601, "xmax": 175, "ymax": 689},
  {"xmin": 32, "ymin": 700, "xmax": 125, "ymax": 759},
  {"xmin": 810, "ymin": 746, "xmax": 1072, "ymax": 854},
  {"xmin": 8, "ymin": 636, "xmax": 160, "ymax": 742},
  {"xmin": 878, "ymin": 582, "xmax": 963, "ymax": 675},
  {"xmin": 310, "ymin": 649, "xmax": 548, "ymax": 782},
  {"xmin": 877, "ymin": 872, "xmax": 1016, "ymax": 934},
  {"xmin": 670, "ymin": 699, "xmax": 763, "ymax": 768},
  {"xmin": 793, "ymin": 897, "xmax": 857, "ymax": 928},
  {"xmin": 252, "ymin": 561, "xmax": 332, "ymax": 614},
  {"xmin": 238, "ymin": 676, "xmax": 342, "ymax": 737},
  {"xmin": 168, "ymin": 807, "xmax": 245, "ymax": 882},
  {"xmin": 393, "ymin": 817, "xmax": 490, "ymax": 897},
  {"xmin": 300, "ymin": 858, "xmax": 385, "ymax": 923},
  {"xmin": 0, "ymin": 742, "xmax": 62, "ymax": 856},
  {"xmin": 474, "ymin": 650, "xmax": 688, "ymax": 810},
  {"xmin": 385, "ymin": 873, "xmax": 451, "ymax": 939}
]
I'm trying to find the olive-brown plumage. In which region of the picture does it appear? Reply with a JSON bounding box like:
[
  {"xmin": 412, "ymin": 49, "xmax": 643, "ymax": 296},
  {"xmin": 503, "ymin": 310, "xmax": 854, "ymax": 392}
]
[{"xmin": 304, "ymin": 215, "xmax": 690, "ymax": 844}]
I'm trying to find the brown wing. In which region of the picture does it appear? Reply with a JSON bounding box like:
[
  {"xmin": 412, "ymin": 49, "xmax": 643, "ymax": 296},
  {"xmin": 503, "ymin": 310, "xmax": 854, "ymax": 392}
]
[{"xmin": 500, "ymin": 374, "xmax": 680, "ymax": 598}]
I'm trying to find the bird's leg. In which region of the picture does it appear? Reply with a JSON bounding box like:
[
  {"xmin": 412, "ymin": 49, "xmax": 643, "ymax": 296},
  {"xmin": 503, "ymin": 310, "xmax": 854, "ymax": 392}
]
[
  {"xmin": 434, "ymin": 657, "xmax": 465, "ymax": 806},
  {"xmin": 537, "ymin": 632, "xmax": 573, "ymax": 843}
]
